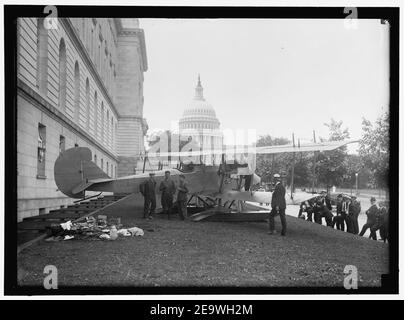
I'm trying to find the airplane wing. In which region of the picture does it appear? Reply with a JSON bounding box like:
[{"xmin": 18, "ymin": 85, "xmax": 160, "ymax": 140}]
[
  {"xmin": 145, "ymin": 140, "xmax": 358, "ymax": 158},
  {"xmin": 254, "ymin": 140, "xmax": 358, "ymax": 154}
]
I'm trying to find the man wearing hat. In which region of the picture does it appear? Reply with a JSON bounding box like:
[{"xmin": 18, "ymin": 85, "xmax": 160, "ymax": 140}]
[
  {"xmin": 359, "ymin": 197, "xmax": 379, "ymax": 238},
  {"xmin": 139, "ymin": 172, "xmax": 157, "ymax": 220},
  {"xmin": 159, "ymin": 170, "xmax": 177, "ymax": 219},
  {"xmin": 268, "ymin": 173, "xmax": 287, "ymax": 236}
]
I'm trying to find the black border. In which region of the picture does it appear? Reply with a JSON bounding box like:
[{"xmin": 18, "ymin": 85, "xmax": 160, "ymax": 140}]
[{"xmin": 4, "ymin": 5, "xmax": 399, "ymax": 295}]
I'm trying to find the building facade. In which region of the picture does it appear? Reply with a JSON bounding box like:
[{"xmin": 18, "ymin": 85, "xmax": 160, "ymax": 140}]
[
  {"xmin": 16, "ymin": 18, "xmax": 148, "ymax": 221},
  {"xmin": 179, "ymin": 76, "xmax": 223, "ymax": 165}
]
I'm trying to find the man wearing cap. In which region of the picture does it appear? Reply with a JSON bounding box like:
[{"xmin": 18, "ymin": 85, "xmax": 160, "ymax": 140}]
[
  {"xmin": 159, "ymin": 170, "xmax": 176, "ymax": 219},
  {"xmin": 139, "ymin": 172, "xmax": 157, "ymax": 220},
  {"xmin": 268, "ymin": 173, "xmax": 287, "ymax": 236},
  {"xmin": 359, "ymin": 197, "xmax": 379, "ymax": 238}
]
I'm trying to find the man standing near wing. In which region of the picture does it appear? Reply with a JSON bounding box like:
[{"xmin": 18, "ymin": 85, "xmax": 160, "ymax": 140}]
[{"xmin": 268, "ymin": 173, "xmax": 287, "ymax": 236}]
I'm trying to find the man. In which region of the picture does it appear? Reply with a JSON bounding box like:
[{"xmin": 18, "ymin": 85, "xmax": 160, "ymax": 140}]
[
  {"xmin": 378, "ymin": 201, "xmax": 389, "ymax": 242},
  {"xmin": 177, "ymin": 174, "xmax": 189, "ymax": 220},
  {"xmin": 370, "ymin": 201, "xmax": 388, "ymax": 241},
  {"xmin": 349, "ymin": 196, "xmax": 361, "ymax": 234},
  {"xmin": 359, "ymin": 197, "xmax": 379, "ymax": 238},
  {"xmin": 159, "ymin": 170, "xmax": 176, "ymax": 219},
  {"xmin": 268, "ymin": 173, "xmax": 287, "ymax": 236},
  {"xmin": 344, "ymin": 198, "xmax": 355, "ymax": 233},
  {"xmin": 298, "ymin": 201, "xmax": 313, "ymax": 221},
  {"xmin": 139, "ymin": 172, "xmax": 156, "ymax": 220},
  {"xmin": 314, "ymin": 199, "xmax": 333, "ymax": 227},
  {"xmin": 333, "ymin": 194, "xmax": 346, "ymax": 231}
]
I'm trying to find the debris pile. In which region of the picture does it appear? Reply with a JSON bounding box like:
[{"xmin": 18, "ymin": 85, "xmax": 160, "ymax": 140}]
[{"xmin": 45, "ymin": 215, "xmax": 144, "ymax": 242}]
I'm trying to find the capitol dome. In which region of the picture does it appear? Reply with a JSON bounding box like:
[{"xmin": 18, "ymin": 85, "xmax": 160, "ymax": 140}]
[
  {"xmin": 179, "ymin": 75, "xmax": 220, "ymax": 131},
  {"xmin": 179, "ymin": 75, "xmax": 223, "ymax": 165}
]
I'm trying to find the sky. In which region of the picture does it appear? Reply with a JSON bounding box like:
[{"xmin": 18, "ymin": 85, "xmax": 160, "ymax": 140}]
[{"xmin": 140, "ymin": 18, "xmax": 390, "ymax": 152}]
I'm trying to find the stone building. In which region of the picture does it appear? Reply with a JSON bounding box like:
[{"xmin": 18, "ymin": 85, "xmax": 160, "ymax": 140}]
[
  {"xmin": 16, "ymin": 18, "xmax": 148, "ymax": 221},
  {"xmin": 179, "ymin": 76, "xmax": 223, "ymax": 165}
]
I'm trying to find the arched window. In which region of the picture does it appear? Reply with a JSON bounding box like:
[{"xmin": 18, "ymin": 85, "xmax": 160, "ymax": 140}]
[
  {"xmin": 101, "ymin": 102, "xmax": 105, "ymax": 143},
  {"xmin": 36, "ymin": 18, "xmax": 48, "ymax": 95},
  {"xmin": 107, "ymin": 110, "xmax": 110, "ymax": 145},
  {"xmin": 58, "ymin": 38, "xmax": 67, "ymax": 110},
  {"xmin": 85, "ymin": 78, "xmax": 90, "ymax": 129},
  {"xmin": 74, "ymin": 61, "xmax": 80, "ymax": 122},
  {"xmin": 94, "ymin": 91, "xmax": 98, "ymax": 138},
  {"xmin": 111, "ymin": 118, "xmax": 114, "ymax": 146}
]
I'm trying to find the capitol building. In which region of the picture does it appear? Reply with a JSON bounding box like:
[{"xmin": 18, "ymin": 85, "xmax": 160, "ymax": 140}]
[{"xmin": 179, "ymin": 76, "xmax": 223, "ymax": 165}]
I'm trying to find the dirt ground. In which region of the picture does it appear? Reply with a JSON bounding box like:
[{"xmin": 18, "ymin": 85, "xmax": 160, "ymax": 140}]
[{"xmin": 17, "ymin": 194, "xmax": 389, "ymax": 288}]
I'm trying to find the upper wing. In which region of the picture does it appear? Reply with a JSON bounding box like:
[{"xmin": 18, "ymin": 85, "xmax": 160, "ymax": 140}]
[
  {"xmin": 254, "ymin": 140, "xmax": 358, "ymax": 154},
  {"xmin": 145, "ymin": 140, "xmax": 358, "ymax": 158}
]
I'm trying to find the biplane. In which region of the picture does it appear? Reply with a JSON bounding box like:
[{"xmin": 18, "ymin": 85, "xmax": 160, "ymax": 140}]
[{"xmin": 54, "ymin": 139, "xmax": 357, "ymax": 221}]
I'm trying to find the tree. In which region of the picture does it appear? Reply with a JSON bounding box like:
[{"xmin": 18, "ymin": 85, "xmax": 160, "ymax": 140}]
[
  {"xmin": 359, "ymin": 112, "xmax": 389, "ymax": 189},
  {"xmin": 255, "ymin": 135, "xmax": 290, "ymax": 183},
  {"xmin": 316, "ymin": 119, "xmax": 350, "ymax": 187}
]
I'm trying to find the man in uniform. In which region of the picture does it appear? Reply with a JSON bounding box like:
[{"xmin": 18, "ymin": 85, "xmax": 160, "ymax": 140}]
[
  {"xmin": 359, "ymin": 197, "xmax": 379, "ymax": 238},
  {"xmin": 139, "ymin": 172, "xmax": 156, "ymax": 220},
  {"xmin": 159, "ymin": 170, "xmax": 176, "ymax": 219},
  {"xmin": 177, "ymin": 174, "xmax": 189, "ymax": 220},
  {"xmin": 268, "ymin": 173, "xmax": 287, "ymax": 236}
]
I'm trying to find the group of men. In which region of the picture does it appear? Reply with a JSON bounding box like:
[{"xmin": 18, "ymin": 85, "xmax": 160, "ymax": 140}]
[
  {"xmin": 298, "ymin": 192, "xmax": 389, "ymax": 242},
  {"xmin": 139, "ymin": 171, "xmax": 189, "ymax": 220}
]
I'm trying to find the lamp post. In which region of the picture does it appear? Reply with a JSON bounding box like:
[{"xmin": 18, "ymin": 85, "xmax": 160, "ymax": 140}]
[{"xmin": 355, "ymin": 172, "xmax": 359, "ymax": 195}]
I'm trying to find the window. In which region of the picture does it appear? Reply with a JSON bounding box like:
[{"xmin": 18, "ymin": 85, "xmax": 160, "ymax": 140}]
[
  {"xmin": 101, "ymin": 102, "xmax": 104, "ymax": 143},
  {"xmin": 111, "ymin": 118, "xmax": 114, "ymax": 145},
  {"xmin": 94, "ymin": 154, "xmax": 97, "ymax": 164},
  {"xmin": 59, "ymin": 135, "xmax": 65, "ymax": 154},
  {"xmin": 111, "ymin": 164, "xmax": 113, "ymax": 177},
  {"xmin": 106, "ymin": 161, "xmax": 109, "ymax": 175},
  {"xmin": 37, "ymin": 123, "xmax": 46, "ymax": 178},
  {"xmin": 107, "ymin": 110, "xmax": 110, "ymax": 145},
  {"xmin": 101, "ymin": 158, "xmax": 103, "ymax": 171},
  {"xmin": 39, "ymin": 208, "xmax": 46, "ymax": 215},
  {"xmin": 58, "ymin": 39, "xmax": 67, "ymax": 110},
  {"xmin": 85, "ymin": 78, "xmax": 90, "ymax": 129},
  {"xmin": 74, "ymin": 143, "xmax": 79, "ymax": 147},
  {"xmin": 74, "ymin": 62, "xmax": 81, "ymax": 123},
  {"xmin": 94, "ymin": 91, "xmax": 98, "ymax": 138},
  {"xmin": 36, "ymin": 18, "xmax": 48, "ymax": 95}
]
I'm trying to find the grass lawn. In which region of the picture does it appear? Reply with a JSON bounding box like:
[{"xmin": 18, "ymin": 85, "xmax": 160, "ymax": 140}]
[{"xmin": 17, "ymin": 194, "xmax": 389, "ymax": 288}]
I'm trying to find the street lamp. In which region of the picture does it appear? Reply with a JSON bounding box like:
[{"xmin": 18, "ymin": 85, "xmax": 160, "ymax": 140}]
[{"xmin": 355, "ymin": 172, "xmax": 359, "ymax": 195}]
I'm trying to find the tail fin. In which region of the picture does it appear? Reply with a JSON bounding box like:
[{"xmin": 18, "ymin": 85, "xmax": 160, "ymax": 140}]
[{"xmin": 54, "ymin": 147, "xmax": 109, "ymax": 198}]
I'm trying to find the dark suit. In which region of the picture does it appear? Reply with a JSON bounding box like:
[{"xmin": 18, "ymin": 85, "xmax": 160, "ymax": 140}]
[
  {"xmin": 269, "ymin": 182, "xmax": 287, "ymax": 235},
  {"xmin": 139, "ymin": 179, "xmax": 156, "ymax": 218},
  {"xmin": 359, "ymin": 204, "xmax": 378, "ymax": 238}
]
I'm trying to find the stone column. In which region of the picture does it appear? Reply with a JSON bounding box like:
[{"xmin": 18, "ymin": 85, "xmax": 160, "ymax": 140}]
[{"xmin": 114, "ymin": 19, "xmax": 148, "ymax": 177}]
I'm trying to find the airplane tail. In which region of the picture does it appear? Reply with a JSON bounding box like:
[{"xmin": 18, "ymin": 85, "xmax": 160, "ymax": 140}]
[{"xmin": 54, "ymin": 147, "xmax": 109, "ymax": 198}]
